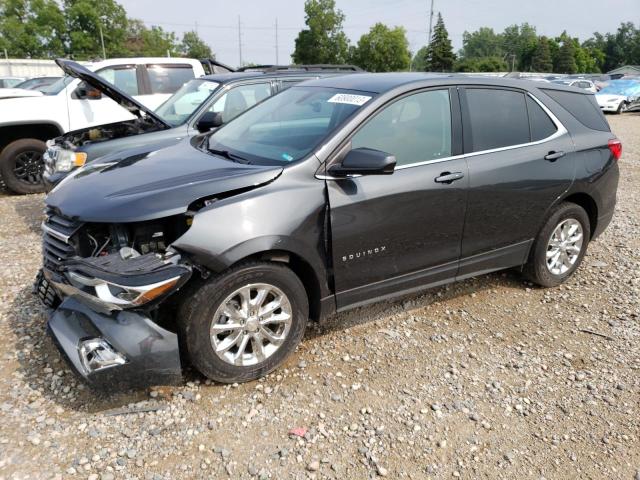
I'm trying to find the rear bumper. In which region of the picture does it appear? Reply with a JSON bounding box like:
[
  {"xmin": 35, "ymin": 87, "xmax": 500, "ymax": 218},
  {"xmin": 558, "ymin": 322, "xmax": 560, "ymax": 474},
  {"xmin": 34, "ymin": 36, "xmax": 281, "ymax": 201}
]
[{"xmin": 48, "ymin": 297, "xmax": 182, "ymax": 389}]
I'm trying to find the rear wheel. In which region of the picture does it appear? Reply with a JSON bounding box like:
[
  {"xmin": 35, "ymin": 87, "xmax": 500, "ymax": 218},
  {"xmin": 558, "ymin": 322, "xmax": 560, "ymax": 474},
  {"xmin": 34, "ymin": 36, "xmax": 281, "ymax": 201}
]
[
  {"xmin": 0, "ymin": 139, "xmax": 47, "ymax": 194},
  {"xmin": 524, "ymin": 202, "xmax": 590, "ymax": 287},
  {"xmin": 180, "ymin": 262, "xmax": 308, "ymax": 383}
]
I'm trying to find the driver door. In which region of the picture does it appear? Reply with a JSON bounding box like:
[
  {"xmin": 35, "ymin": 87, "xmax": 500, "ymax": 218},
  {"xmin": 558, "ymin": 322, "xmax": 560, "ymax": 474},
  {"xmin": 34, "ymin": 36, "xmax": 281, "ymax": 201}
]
[{"xmin": 327, "ymin": 88, "xmax": 468, "ymax": 309}]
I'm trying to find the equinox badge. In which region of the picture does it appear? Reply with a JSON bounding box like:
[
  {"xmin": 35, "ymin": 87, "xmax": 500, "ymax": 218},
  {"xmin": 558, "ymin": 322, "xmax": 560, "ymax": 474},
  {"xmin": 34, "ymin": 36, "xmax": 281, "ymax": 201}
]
[{"xmin": 342, "ymin": 246, "xmax": 387, "ymax": 262}]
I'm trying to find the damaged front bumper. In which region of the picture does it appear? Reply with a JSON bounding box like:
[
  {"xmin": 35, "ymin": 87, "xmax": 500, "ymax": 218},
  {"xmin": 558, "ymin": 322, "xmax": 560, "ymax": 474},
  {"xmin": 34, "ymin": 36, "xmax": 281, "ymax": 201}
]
[{"xmin": 43, "ymin": 251, "xmax": 191, "ymax": 389}]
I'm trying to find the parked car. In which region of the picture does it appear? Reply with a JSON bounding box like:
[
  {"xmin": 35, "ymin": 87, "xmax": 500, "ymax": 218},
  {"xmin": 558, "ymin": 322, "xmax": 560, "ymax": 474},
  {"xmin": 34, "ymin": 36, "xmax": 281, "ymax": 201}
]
[
  {"xmin": 595, "ymin": 79, "xmax": 640, "ymax": 113},
  {"xmin": 0, "ymin": 57, "xmax": 226, "ymax": 194},
  {"xmin": 551, "ymin": 79, "xmax": 597, "ymax": 93},
  {"xmin": 44, "ymin": 61, "xmax": 361, "ymax": 186},
  {"xmin": 0, "ymin": 76, "xmax": 26, "ymax": 88},
  {"xmin": 14, "ymin": 76, "xmax": 62, "ymax": 91},
  {"xmin": 37, "ymin": 74, "xmax": 619, "ymax": 388},
  {"xmin": 0, "ymin": 88, "xmax": 44, "ymax": 99}
]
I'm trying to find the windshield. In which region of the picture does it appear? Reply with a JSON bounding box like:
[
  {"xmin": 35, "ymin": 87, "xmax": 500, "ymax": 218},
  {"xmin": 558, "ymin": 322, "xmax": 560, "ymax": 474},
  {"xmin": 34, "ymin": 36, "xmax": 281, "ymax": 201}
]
[
  {"xmin": 155, "ymin": 79, "xmax": 220, "ymax": 126},
  {"xmin": 40, "ymin": 75, "xmax": 75, "ymax": 95},
  {"xmin": 207, "ymin": 86, "xmax": 374, "ymax": 165},
  {"xmin": 598, "ymin": 81, "xmax": 640, "ymax": 96}
]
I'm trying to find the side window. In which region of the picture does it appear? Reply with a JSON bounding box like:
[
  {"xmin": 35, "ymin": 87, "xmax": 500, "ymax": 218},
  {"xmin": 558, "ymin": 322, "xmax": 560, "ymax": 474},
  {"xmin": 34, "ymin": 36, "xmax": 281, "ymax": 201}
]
[
  {"xmin": 147, "ymin": 65, "xmax": 195, "ymax": 94},
  {"xmin": 96, "ymin": 66, "xmax": 139, "ymax": 96},
  {"xmin": 526, "ymin": 96, "xmax": 558, "ymax": 141},
  {"xmin": 465, "ymin": 88, "xmax": 529, "ymax": 151},
  {"xmin": 209, "ymin": 83, "xmax": 271, "ymax": 123},
  {"xmin": 351, "ymin": 89, "xmax": 452, "ymax": 167}
]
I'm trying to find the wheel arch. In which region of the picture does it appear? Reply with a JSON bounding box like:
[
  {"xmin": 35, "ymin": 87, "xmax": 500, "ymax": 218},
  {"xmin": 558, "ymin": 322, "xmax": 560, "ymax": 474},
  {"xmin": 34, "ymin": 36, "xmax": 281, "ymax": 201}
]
[
  {"xmin": 0, "ymin": 122, "xmax": 64, "ymax": 152},
  {"xmin": 561, "ymin": 192, "xmax": 598, "ymax": 239},
  {"xmin": 176, "ymin": 236, "xmax": 331, "ymax": 323}
]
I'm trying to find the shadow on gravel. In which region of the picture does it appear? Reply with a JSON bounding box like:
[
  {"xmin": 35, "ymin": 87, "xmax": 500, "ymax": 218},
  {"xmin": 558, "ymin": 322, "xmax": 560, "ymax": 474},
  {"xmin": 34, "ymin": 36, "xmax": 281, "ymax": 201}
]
[
  {"xmin": 8, "ymin": 269, "xmax": 527, "ymax": 413},
  {"xmin": 11, "ymin": 193, "xmax": 46, "ymax": 235}
]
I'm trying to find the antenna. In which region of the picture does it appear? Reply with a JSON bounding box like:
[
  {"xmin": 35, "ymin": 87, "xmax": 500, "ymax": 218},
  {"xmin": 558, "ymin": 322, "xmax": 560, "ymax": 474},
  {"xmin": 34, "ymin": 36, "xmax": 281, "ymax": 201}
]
[
  {"xmin": 427, "ymin": 0, "xmax": 434, "ymax": 45},
  {"xmin": 238, "ymin": 16, "xmax": 243, "ymax": 67},
  {"xmin": 275, "ymin": 18, "xmax": 279, "ymax": 65}
]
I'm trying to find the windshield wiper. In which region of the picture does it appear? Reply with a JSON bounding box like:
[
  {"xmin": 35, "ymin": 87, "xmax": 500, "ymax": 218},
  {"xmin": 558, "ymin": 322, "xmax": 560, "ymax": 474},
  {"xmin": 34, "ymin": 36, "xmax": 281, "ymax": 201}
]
[{"xmin": 207, "ymin": 147, "xmax": 251, "ymax": 164}]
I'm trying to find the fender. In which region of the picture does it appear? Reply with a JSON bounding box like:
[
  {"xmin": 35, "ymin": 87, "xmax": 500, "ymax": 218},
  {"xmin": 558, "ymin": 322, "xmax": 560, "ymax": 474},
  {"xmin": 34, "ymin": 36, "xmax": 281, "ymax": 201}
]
[{"xmin": 171, "ymin": 159, "xmax": 332, "ymax": 299}]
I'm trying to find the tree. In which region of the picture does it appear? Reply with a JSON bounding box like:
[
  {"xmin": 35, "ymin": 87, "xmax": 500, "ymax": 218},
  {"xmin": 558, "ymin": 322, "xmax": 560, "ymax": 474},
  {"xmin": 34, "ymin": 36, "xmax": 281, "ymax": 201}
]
[
  {"xmin": 423, "ymin": 13, "xmax": 455, "ymax": 72},
  {"xmin": 454, "ymin": 56, "xmax": 507, "ymax": 72},
  {"xmin": 460, "ymin": 27, "xmax": 503, "ymax": 59},
  {"xmin": 350, "ymin": 23, "xmax": 410, "ymax": 72},
  {"xmin": 0, "ymin": 0, "xmax": 66, "ymax": 57},
  {"xmin": 502, "ymin": 23, "xmax": 538, "ymax": 71},
  {"xmin": 531, "ymin": 36, "xmax": 553, "ymax": 72},
  {"xmin": 410, "ymin": 46, "xmax": 428, "ymax": 71},
  {"xmin": 63, "ymin": 0, "xmax": 129, "ymax": 59},
  {"xmin": 180, "ymin": 31, "xmax": 213, "ymax": 59},
  {"xmin": 556, "ymin": 37, "xmax": 577, "ymax": 74},
  {"xmin": 292, "ymin": 0, "xmax": 349, "ymax": 64}
]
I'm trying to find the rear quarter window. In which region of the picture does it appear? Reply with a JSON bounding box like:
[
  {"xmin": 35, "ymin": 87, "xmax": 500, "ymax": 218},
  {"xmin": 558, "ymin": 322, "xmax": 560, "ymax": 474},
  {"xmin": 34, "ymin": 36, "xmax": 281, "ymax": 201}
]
[{"xmin": 541, "ymin": 89, "xmax": 610, "ymax": 132}]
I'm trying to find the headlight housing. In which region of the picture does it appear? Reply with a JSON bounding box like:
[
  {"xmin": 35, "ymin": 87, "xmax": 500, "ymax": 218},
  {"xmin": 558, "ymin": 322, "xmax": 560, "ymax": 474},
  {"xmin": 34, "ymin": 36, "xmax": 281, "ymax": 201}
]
[{"xmin": 55, "ymin": 149, "xmax": 87, "ymax": 172}]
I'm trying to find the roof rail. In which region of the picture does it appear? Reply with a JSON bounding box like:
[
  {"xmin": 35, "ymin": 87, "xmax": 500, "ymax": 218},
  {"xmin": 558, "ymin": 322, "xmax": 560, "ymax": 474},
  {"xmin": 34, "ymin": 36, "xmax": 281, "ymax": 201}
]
[
  {"xmin": 236, "ymin": 64, "xmax": 363, "ymax": 73},
  {"xmin": 200, "ymin": 59, "xmax": 236, "ymax": 74}
]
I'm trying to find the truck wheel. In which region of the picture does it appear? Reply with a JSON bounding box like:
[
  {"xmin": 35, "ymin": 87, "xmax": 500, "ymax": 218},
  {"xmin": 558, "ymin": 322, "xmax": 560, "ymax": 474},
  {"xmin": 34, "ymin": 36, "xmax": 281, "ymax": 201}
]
[
  {"xmin": 524, "ymin": 202, "xmax": 590, "ymax": 288},
  {"xmin": 0, "ymin": 139, "xmax": 47, "ymax": 194},
  {"xmin": 180, "ymin": 262, "xmax": 309, "ymax": 383}
]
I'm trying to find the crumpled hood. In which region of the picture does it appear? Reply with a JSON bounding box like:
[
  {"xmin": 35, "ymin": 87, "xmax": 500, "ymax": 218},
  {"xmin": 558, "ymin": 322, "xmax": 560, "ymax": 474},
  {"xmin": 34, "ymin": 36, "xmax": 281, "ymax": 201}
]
[
  {"xmin": 596, "ymin": 94, "xmax": 626, "ymax": 105},
  {"xmin": 46, "ymin": 138, "xmax": 283, "ymax": 223}
]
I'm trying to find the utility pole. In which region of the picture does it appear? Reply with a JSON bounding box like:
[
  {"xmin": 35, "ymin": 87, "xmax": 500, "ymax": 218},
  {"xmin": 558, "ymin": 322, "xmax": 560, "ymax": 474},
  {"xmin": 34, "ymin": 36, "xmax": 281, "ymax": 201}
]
[
  {"xmin": 275, "ymin": 18, "xmax": 279, "ymax": 65},
  {"xmin": 427, "ymin": 0, "xmax": 434, "ymax": 45},
  {"xmin": 99, "ymin": 23, "xmax": 106, "ymax": 60},
  {"xmin": 238, "ymin": 16, "xmax": 243, "ymax": 67}
]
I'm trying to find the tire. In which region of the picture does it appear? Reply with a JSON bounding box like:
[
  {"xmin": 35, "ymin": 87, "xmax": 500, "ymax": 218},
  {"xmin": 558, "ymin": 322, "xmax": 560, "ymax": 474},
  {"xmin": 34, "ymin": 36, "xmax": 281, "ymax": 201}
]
[
  {"xmin": 524, "ymin": 202, "xmax": 590, "ymax": 288},
  {"xmin": 616, "ymin": 102, "xmax": 627, "ymax": 114},
  {"xmin": 0, "ymin": 139, "xmax": 47, "ymax": 194},
  {"xmin": 179, "ymin": 262, "xmax": 309, "ymax": 383}
]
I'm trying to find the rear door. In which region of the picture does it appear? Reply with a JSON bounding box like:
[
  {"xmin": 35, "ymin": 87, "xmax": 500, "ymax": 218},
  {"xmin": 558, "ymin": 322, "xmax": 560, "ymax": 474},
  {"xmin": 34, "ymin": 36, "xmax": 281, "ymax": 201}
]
[
  {"xmin": 327, "ymin": 87, "xmax": 468, "ymax": 308},
  {"xmin": 457, "ymin": 86, "xmax": 576, "ymax": 278}
]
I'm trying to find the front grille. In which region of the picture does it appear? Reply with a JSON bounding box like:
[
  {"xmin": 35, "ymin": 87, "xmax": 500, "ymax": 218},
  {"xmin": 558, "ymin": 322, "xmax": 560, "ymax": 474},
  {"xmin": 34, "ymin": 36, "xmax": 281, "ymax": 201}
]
[{"xmin": 42, "ymin": 208, "xmax": 83, "ymax": 272}]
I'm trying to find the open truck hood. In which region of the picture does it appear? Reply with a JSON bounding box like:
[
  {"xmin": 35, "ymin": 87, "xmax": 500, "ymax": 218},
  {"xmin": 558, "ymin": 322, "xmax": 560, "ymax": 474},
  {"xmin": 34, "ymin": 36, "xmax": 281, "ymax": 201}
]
[
  {"xmin": 55, "ymin": 59, "xmax": 170, "ymax": 129},
  {"xmin": 46, "ymin": 138, "xmax": 283, "ymax": 223}
]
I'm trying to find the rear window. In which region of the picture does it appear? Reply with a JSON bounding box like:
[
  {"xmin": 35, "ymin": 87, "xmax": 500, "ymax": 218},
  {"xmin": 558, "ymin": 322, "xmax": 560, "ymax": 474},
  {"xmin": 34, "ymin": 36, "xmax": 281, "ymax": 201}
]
[
  {"xmin": 466, "ymin": 88, "xmax": 530, "ymax": 151},
  {"xmin": 541, "ymin": 89, "xmax": 609, "ymax": 132},
  {"xmin": 147, "ymin": 65, "xmax": 195, "ymax": 94},
  {"xmin": 526, "ymin": 96, "xmax": 557, "ymax": 141}
]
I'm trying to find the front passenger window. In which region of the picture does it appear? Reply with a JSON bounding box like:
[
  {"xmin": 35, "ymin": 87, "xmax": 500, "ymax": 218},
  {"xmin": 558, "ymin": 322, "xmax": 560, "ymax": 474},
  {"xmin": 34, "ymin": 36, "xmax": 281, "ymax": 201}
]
[
  {"xmin": 351, "ymin": 90, "xmax": 452, "ymax": 167},
  {"xmin": 209, "ymin": 83, "xmax": 271, "ymax": 123}
]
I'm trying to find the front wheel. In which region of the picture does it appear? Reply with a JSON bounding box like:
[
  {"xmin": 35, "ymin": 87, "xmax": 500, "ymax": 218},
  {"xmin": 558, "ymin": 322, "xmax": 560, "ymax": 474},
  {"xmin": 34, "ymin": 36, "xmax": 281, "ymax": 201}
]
[
  {"xmin": 0, "ymin": 139, "xmax": 47, "ymax": 194},
  {"xmin": 616, "ymin": 102, "xmax": 628, "ymax": 114},
  {"xmin": 180, "ymin": 262, "xmax": 309, "ymax": 383},
  {"xmin": 524, "ymin": 202, "xmax": 590, "ymax": 287}
]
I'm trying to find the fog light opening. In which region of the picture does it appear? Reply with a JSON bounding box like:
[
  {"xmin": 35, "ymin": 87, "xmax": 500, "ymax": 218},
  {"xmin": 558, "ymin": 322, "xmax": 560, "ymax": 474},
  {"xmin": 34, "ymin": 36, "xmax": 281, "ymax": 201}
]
[{"xmin": 78, "ymin": 338, "xmax": 127, "ymax": 373}]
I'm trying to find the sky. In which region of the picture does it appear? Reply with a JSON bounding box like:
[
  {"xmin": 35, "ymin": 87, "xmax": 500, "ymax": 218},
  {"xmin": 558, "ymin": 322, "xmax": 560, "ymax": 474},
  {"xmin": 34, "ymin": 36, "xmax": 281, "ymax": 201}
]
[{"xmin": 117, "ymin": 0, "xmax": 640, "ymax": 67}]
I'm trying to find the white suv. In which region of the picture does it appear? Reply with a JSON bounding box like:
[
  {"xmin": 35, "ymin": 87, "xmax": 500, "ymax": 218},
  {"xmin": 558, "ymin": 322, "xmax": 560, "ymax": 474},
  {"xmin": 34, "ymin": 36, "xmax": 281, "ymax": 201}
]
[{"xmin": 0, "ymin": 57, "xmax": 211, "ymax": 194}]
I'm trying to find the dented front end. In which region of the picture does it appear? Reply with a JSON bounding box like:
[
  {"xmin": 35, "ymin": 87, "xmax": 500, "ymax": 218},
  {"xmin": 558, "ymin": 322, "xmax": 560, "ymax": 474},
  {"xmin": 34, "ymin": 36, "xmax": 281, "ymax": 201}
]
[{"xmin": 41, "ymin": 207, "xmax": 193, "ymax": 388}]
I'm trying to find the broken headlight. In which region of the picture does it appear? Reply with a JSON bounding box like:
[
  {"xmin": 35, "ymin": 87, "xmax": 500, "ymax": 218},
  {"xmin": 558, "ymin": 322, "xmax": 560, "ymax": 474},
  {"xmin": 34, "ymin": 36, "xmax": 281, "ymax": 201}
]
[{"xmin": 54, "ymin": 149, "xmax": 87, "ymax": 172}]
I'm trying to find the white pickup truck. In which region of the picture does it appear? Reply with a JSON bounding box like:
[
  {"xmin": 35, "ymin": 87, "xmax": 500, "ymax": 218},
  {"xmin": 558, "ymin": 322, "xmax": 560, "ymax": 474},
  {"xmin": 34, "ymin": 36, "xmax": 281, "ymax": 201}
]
[{"xmin": 0, "ymin": 57, "xmax": 232, "ymax": 194}]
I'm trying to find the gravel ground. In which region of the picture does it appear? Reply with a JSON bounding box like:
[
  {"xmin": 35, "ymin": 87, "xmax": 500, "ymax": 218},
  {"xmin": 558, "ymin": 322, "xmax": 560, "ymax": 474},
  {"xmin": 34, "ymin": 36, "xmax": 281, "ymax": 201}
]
[{"xmin": 0, "ymin": 115, "xmax": 638, "ymax": 480}]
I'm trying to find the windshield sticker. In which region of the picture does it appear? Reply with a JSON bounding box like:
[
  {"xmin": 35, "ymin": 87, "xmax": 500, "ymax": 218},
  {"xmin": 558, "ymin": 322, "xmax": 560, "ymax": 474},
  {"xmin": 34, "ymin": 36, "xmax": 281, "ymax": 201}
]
[
  {"xmin": 327, "ymin": 93, "xmax": 372, "ymax": 106},
  {"xmin": 281, "ymin": 153, "xmax": 294, "ymax": 162}
]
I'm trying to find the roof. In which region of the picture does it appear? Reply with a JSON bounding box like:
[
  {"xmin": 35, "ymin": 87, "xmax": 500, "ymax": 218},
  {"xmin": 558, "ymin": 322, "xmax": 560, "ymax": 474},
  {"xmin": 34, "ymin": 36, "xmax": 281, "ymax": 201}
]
[
  {"xmin": 299, "ymin": 72, "xmax": 592, "ymax": 95},
  {"xmin": 82, "ymin": 57, "xmax": 204, "ymax": 70},
  {"xmin": 607, "ymin": 65, "xmax": 640, "ymax": 74},
  {"xmin": 198, "ymin": 70, "xmax": 357, "ymax": 85}
]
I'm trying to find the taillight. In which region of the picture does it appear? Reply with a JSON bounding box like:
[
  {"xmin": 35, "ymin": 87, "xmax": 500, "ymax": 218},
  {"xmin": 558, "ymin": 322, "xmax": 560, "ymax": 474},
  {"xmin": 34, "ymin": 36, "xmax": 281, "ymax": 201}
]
[{"xmin": 608, "ymin": 139, "xmax": 622, "ymax": 160}]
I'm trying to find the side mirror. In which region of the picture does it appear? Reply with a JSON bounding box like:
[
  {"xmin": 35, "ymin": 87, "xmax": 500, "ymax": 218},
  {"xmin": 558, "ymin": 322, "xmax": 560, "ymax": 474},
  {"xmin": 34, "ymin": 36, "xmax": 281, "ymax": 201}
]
[
  {"xmin": 73, "ymin": 82, "xmax": 102, "ymax": 100},
  {"xmin": 328, "ymin": 148, "xmax": 396, "ymax": 177},
  {"xmin": 196, "ymin": 111, "xmax": 223, "ymax": 133}
]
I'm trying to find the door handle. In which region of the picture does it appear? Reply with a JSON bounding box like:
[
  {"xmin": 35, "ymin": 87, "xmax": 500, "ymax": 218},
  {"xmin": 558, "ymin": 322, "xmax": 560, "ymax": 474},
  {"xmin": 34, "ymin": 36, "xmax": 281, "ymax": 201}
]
[
  {"xmin": 544, "ymin": 151, "xmax": 565, "ymax": 162},
  {"xmin": 435, "ymin": 171, "xmax": 464, "ymax": 184}
]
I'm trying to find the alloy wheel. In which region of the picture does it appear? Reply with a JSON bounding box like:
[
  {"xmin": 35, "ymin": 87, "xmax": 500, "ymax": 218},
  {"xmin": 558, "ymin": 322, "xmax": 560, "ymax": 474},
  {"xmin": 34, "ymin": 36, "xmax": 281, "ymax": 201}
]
[
  {"xmin": 210, "ymin": 283, "xmax": 293, "ymax": 366},
  {"xmin": 14, "ymin": 150, "xmax": 44, "ymax": 185},
  {"xmin": 546, "ymin": 218, "xmax": 584, "ymax": 275}
]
